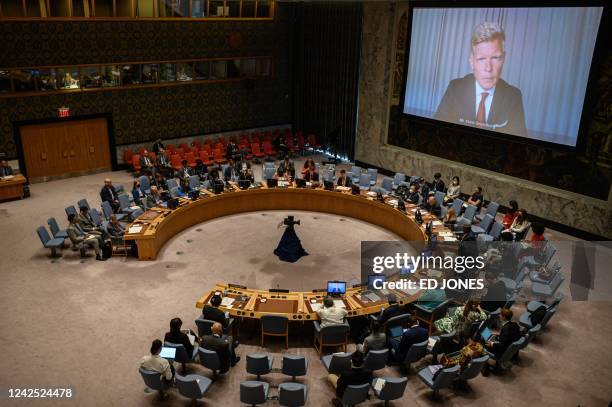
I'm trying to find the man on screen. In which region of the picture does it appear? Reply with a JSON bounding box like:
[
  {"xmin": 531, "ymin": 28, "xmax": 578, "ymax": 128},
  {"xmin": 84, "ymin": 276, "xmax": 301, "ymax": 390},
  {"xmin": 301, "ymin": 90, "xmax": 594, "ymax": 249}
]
[{"xmin": 434, "ymin": 22, "xmax": 527, "ymax": 137}]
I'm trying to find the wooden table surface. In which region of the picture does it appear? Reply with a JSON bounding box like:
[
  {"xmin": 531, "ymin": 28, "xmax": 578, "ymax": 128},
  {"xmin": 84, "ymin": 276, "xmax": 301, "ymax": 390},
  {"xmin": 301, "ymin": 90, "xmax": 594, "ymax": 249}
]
[{"xmin": 0, "ymin": 174, "xmax": 27, "ymax": 201}]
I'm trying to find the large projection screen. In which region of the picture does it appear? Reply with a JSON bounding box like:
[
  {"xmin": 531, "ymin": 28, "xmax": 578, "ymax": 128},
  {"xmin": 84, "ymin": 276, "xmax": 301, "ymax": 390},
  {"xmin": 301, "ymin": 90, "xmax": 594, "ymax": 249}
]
[{"xmin": 402, "ymin": 7, "xmax": 603, "ymax": 147}]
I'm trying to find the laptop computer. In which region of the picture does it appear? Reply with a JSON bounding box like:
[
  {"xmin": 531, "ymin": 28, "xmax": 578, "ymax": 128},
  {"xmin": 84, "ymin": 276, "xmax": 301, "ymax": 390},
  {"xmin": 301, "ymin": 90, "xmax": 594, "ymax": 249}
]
[
  {"xmin": 480, "ymin": 326, "xmax": 493, "ymax": 341},
  {"xmin": 159, "ymin": 346, "xmax": 176, "ymax": 359},
  {"xmin": 389, "ymin": 325, "xmax": 404, "ymax": 339}
]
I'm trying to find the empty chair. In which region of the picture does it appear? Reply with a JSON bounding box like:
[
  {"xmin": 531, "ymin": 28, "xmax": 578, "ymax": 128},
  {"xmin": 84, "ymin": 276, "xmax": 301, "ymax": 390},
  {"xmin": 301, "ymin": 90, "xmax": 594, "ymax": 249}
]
[
  {"xmin": 392, "ymin": 172, "xmax": 405, "ymax": 189},
  {"xmin": 488, "ymin": 221, "xmax": 503, "ymax": 240},
  {"xmin": 77, "ymin": 198, "xmax": 90, "ymax": 210},
  {"xmin": 340, "ymin": 383, "xmax": 370, "ymax": 407},
  {"xmin": 471, "ymin": 213, "xmax": 494, "ymax": 235},
  {"xmin": 246, "ymin": 354, "xmax": 273, "ymax": 380},
  {"xmin": 373, "ymin": 376, "xmax": 408, "ymax": 407},
  {"xmin": 166, "ymin": 178, "xmax": 179, "ymax": 191},
  {"xmin": 367, "ymin": 168, "xmax": 378, "ymax": 186},
  {"xmin": 417, "ymin": 364, "xmax": 460, "ymax": 398},
  {"xmin": 322, "ymin": 168, "xmax": 335, "ymax": 183},
  {"xmin": 139, "ymin": 175, "xmax": 151, "ymax": 194},
  {"xmin": 175, "ymin": 374, "xmax": 212, "ymax": 403},
  {"xmin": 313, "ymin": 322, "xmax": 350, "ymax": 357},
  {"xmin": 139, "ymin": 367, "xmax": 170, "ymax": 399},
  {"xmin": 102, "ymin": 201, "xmax": 126, "ymax": 221},
  {"xmin": 278, "ymin": 382, "xmax": 307, "ymax": 407},
  {"xmin": 263, "ymin": 166, "xmax": 277, "ymax": 181},
  {"xmin": 358, "ymin": 173, "xmax": 371, "ymax": 191},
  {"xmin": 456, "ymin": 204, "xmax": 478, "ymax": 225},
  {"xmin": 263, "ymin": 161, "xmax": 275, "ymax": 169},
  {"xmin": 65, "ymin": 205, "xmax": 77, "ymax": 218},
  {"xmin": 434, "ymin": 191, "xmax": 445, "ymax": 207},
  {"xmin": 261, "ymin": 315, "xmax": 289, "ymax": 348},
  {"xmin": 188, "ymin": 175, "xmax": 200, "ymax": 191},
  {"xmin": 164, "ymin": 342, "xmax": 197, "ymax": 373},
  {"xmin": 321, "ymin": 352, "xmax": 352, "ymax": 374},
  {"xmin": 89, "ymin": 208, "xmax": 103, "ymax": 227},
  {"xmin": 281, "ymin": 355, "xmax": 308, "ymax": 381},
  {"xmin": 476, "ymin": 201, "xmax": 499, "ymax": 221},
  {"xmin": 397, "ymin": 339, "xmax": 428, "ymax": 371},
  {"xmin": 454, "ymin": 355, "xmax": 489, "ymax": 384},
  {"xmin": 47, "ymin": 217, "xmax": 68, "ymax": 239},
  {"xmin": 363, "ymin": 349, "xmax": 388, "ymax": 372},
  {"xmin": 350, "ymin": 166, "xmax": 362, "ymax": 183},
  {"xmin": 526, "ymin": 298, "xmax": 562, "ymax": 313},
  {"xmin": 531, "ymin": 273, "xmax": 564, "ymax": 300},
  {"xmin": 198, "ymin": 347, "xmax": 223, "ymax": 378},
  {"xmin": 379, "ymin": 177, "xmax": 394, "ymax": 194},
  {"xmin": 240, "ymin": 381, "xmax": 269, "ymax": 406},
  {"xmin": 450, "ymin": 199, "xmax": 463, "ymax": 218},
  {"xmin": 519, "ymin": 306, "xmax": 557, "ymax": 330},
  {"xmin": 489, "ymin": 337, "xmax": 525, "ymax": 371},
  {"xmin": 36, "ymin": 226, "xmax": 64, "ymax": 257}
]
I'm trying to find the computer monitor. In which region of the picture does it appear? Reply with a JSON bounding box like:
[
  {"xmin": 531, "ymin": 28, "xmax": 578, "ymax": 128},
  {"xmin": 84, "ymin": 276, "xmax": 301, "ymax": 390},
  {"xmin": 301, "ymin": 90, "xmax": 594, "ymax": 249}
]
[
  {"xmin": 368, "ymin": 274, "xmax": 386, "ymax": 290},
  {"xmin": 267, "ymin": 178, "xmax": 278, "ymax": 188},
  {"xmin": 351, "ymin": 185, "xmax": 360, "ymax": 195},
  {"xmin": 296, "ymin": 178, "xmax": 307, "ymax": 188},
  {"xmin": 324, "ymin": 180, "xmax": 334, "ymax": 191},
  {"xmin": 327, "ymin": 281, "xmax": 346, "ymax": 295}
]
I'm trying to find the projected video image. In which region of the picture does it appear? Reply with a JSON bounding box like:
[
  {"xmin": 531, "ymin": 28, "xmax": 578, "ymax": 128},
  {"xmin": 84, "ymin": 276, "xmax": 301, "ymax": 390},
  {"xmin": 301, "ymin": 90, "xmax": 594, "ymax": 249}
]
[{"xmin": 402, "ymin": 7, "xmax": 603, "ymax": 146}]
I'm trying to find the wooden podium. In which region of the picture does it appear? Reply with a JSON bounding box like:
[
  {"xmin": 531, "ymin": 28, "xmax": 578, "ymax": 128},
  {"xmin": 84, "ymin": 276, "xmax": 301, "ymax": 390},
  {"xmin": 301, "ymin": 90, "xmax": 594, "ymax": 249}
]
[{"xmin": 0, "ymin": 174, "xmax": 27, "ymax": 201}]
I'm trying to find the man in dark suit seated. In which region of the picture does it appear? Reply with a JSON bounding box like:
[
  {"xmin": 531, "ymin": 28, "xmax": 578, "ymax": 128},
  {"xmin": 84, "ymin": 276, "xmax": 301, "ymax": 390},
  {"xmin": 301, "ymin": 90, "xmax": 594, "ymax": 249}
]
[
  {"xmin": 140, "ymin": 150, "xmax": 156, "ymax": 176},
  {"xmin": 201, "ymin": 322, "xmax": 240, "ymax": 373},
  {"xmin": 203, "ymin": 294, "xmax": 230, "ymax": 328},
  {"xmin": 328, "ymin": 350, "xmax": 372, "ymax": 407},
  {"xmin": 434, "ymin": 22, "xmax": 527, "ymax": 137},
  {"xmin": 422, "ymin": 193, "xmax": 442, "ymax": 218},
  {"xmin": 485, "ymin": 308, "xmax": 521, "ymax": 360},
  {"xmin": 336, "ymin": 169, "xmax": 352, "ymax": 187},
  {"xmin": 0, "ymin": 160, "xmax": 13, "ymax": 177},
  {"xmin": 481, "ymin": 272, "xmax": 507, "ymax": 312},
  {"xmin": 406, "ymin": 185, "xmax": 420, "ymax": 205},
  {"xmin": 100, "ymin": 178, "xmax": 120, "ymax": 213},
  {"xmin": 390, "ymin": 316, "xmax": 429, "ymax": 363},
  {"xmin": 164, "ymin": 317, "xmax": 199, "ymax": 359},
  {"xmin": 378, "ymin": 294, "xmax": 405, "ymax": 324}
]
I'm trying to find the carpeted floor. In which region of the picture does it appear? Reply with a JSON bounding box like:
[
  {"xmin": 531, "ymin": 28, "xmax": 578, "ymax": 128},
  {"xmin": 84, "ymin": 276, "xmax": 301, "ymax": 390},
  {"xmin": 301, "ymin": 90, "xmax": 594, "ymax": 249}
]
[{"xmin": 1, "ymin": 160, "xmax": 611, "ymax": 407}]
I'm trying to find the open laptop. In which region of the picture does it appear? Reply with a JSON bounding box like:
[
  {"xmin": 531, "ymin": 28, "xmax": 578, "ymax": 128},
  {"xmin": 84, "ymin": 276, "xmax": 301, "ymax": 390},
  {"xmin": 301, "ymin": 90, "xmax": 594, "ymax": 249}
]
[
  {"xmin": 389, "ymin": 325, "xmax": 404, "ymax": 339},
  {"xmin": 159, "ymin": 346, "xmax": 176, "ymax": 359},
  {"xmin": 480, "ymin": 326, "xmax": 494, "ymax": 341}
]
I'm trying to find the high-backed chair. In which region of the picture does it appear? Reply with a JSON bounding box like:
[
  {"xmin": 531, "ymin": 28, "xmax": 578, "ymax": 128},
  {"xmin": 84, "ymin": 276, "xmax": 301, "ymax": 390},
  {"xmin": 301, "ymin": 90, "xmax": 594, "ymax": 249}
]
[
  {"xmin": 454, "ymin": 355, "xmax": 489, "ymax": 385},
  {"xmin": 413, "ymin": 300, "xmax": 451, "ymax": 335},
  {"xmin": 198, "ymin": 347, "xmax": 223, "ymax": 379},
  {"xmin": 417, "ymin": 364, "xmax": 460, "ymax": 398},
  {"xmin": 321, "ymin": 352, "xmax": 352, "ymax": 374},
  {"xmin": 380, "ymin": 313, "xmax": 412, "ymax": 339},
  {"xmin": 65, "ymin": 205, "xmax": 77, "ymax": 218},
  {"xmin": 139, "ymin": 367, "xmax": 170, "ymax": 399},
  {"xmin": 373, "ymin": 377, "xmax": 408, "ymax": 406},
  {"xmin": 89, "ymin": 208, "xmax": 103, "ymax": 227},
  {"xmin": 434, "ymin": 191, "xmax": 445, "ymax": 207},
  {"xmin": 166, "ymin": 178, "xmax": 179, "ymax": 191},
  {"xmin": 450, "ymin": 199, "xmax": 463, "ymax": 217},
  {"xmin": 392, "ymin": 173, "xmax": 405, "ymax": 189},
  {"xmin": 456, "ymin": 204, "xmax": 478, "ymax": 226},
  {"xmin": 487, "ymin": 337, "xmax": 525, "ymax": 371},
  {"xmin": 240, "ymin": 381, "xmax": 269, "ymax": 406},
  {"xmin": 488, "ymin": 221, "xmax": 503, "ymax": 240},
  {"xmin": 340, "ymin": 383, "xmax": 370, "ymax": 407},
  {"xmin": 164, "ymin": 342, "xmax": 197, "ymax": 373},
  {"xmin": 350, "ymin": 166, "xmax": 362, "ymax": 184},
  {"xmin": 363, "ymin": 349, "xmax": 388, "ymax": 372},
  {"xmin": 519, "ymin": 306, "xmax": 557, "ymax": 330},
  {"xmin": 396, "ymin": 340, "xmax": 428, "ymax": 371},
  {"xmin": 367, "ymin": 168, "xmax": 378, "ymax": 186},
  {"xmin": 263, "ymin": 166, "xmax": 277, "ymax": 181},
  {"xmin": 102, "ymin": 201, "xmax": 126, "ymax": 222},
  {"xmin": 47, "ymin": 217, "xmax": 68, "ymax": 239},
  {"xmin": 175, "ymin": 374, "xmax": 212, "ymax": 403},
  {"xmin": 281, "ymin": 355, "xmax": 308, "ymax": 381},
  {"xmin": 195, "ymin": 317, "xmax": 234, "ymax": 337},
  {"xmin": 531, "ymin": 273, "xmax": 564, "ymax": 301},
  {"xmin": 260, "ymin": 315, "xmax": 289, "ymax": 348},
  {"xmin": 471, "ymin": 213, "xmax": 494, "ymax": 235},
  {"xmin": 188, "ymin": 175, "xmax": 200, "ymax": 191},
  {"xmin": 36, "ymin": 226, "xmax": 65, "ymax": 257},
  {"xmin": 139, "ymin": 175, "xmax": 151, "ymax": 194},
  {"xmin": 476, "ymin": 201, "xmax": 499, "ymax": 221},
  {"xmin": 313, "ymin": 322, "xmax": 350, "ymax": 357},
  {"xmin": 358, "ymin": 173, "xmax": 371, "ymax": 191},
  {"xmin": 279, "ymin": 382, "xmax": 307, "ymax": 407},
  {"xmin": 246, "ymin": 354, "xmax": 274, "ymax": 380},
  {"xmin": 378, "ymin": 177, "xmax": 393, "ymax": 194}
]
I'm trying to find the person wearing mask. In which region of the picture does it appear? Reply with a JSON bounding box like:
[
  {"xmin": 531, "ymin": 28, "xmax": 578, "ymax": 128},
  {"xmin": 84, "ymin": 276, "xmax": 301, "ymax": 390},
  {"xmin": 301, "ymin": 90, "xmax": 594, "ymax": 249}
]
[
  {"xmin": 0, "ymin": 160, "xmax": 13, "ymax": 177},
  {"xmin": 139, "ymin": 339, "xmax": 174, "ymax": 392},
  {"xmin": 100, "ymin": 178, "xmax": 120, "ymax": 213},
  {"xmin": 422, "ymin": 193, "xmax": 442, "ymax": 218},
  {"xmin": 316, "ymin": 297, "xmax": 348, "ymax": 328},
  {"xmin": 431, "ymin": 172, "xmax": 445, "ymax": 193},
  {"xmin": 443, "ymin": 208, "xmax": 458, "ymax": 227},
  {"xmin": 303, "ymin": 162, "xmax": 319, "ymax": 182},
  {"xmin": 132, "ymin": 180, "xmax": 143, "ymax": 208},
  {"xmin": 279, "ymin": 156, "xmax": 295, "ymax": 180},
  {"xmin": 164, "ymin": 317, "xmax": 199, "ymax": 360},
  {"xmin": 484, "ymin": 308, "xmax": 521, "ymax": 360},
  {"xmin": 502, "ymin": 200, "xmax": 520, "ymax": 229},
  {"xmin": 390, "ymin": 316, "xmax": 429, "ymax": 363},
  {"xmin": 201, "ymin": 322, "xmax": 240, "ymax": 373},
  {"xmin": 203, "ymin": 294, "xmax": 230, "ymax": 328},
  {"xmin": 467, "ymin": 186, "xmax": 484, "ymax": 209},
  {"xmin": 444, "ymin": 176, "xmax": 461, "ymax": 204},
  {"xmin": 329, "ymin": 350, "xmax": 372, "ymax": 407},
  {"xmin": 406, "ymin": 184, "xmax": 420, "ymax": 205},
  {"xmin": 336, "ymin": 169, "xmax": 352, "ymax": 187},
  {"xmin": 360, "ymin": 321, "xmax": 386, "ymax": 354},
  {"xmin": 505, "ymin": 210, "xmax": 530, "ymax": 240},
  {"xmin": 480, "ymin": 272, "xmax": 507, "ymax": 312},
  {"xmin": 66, "ymin": 214, "xmax": 106, "ymax": 261}
]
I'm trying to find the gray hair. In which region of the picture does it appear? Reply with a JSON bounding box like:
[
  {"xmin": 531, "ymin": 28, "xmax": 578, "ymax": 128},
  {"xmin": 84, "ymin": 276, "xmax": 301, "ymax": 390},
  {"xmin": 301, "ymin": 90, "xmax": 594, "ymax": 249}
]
[{"xmin": 471, "ymin": 22, "xmax": 505, "ymax": 52}]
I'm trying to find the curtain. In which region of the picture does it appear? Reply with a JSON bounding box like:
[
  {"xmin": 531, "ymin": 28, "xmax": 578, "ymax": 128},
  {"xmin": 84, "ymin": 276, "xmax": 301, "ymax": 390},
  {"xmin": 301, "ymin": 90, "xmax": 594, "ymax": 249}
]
[
  {"xmin": 403, "ymin": 7, "xmax": 603, "ymax": 145},
  {"xmin": 292, "ymin": 2, "xmax": 362, "ymax": 160}
]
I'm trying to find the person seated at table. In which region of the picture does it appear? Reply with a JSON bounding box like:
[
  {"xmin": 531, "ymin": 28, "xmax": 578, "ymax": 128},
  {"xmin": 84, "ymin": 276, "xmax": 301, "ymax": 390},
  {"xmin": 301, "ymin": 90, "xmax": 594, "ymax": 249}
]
[
  {"xmin": 273, "ymin": 167, "xmax": 289, "ymax": 182},
  {"xmin": 203, "ymin": 294, "xmax": 230, "ymax": 328},
  {"xmin": 467, "ymin": 186, "xmax": 484, "ymax": 209},
  {"xmin": 132, "ymin": 180, "xmax": 143, "ymax": 207},
  {"xmin": 317, "ymin": 297, "xmax": 348, "ymax": 328},
  {"xmin": 402, "ymin": 184, "xmax": 418, "ymax": 205},
  {"xmin": 378, "ymin": 294, "xmax": 406, "ymax": 324},
  {"xmin": 336, "ymin": 169, "xmax": 352, "ymax": 187},
  {"xmin": 301, "ymin": 159, "xmax": 315, "ymax": 176},
  {"xmin": 504, "ymin": 210, "xmax": 530, "ymax": 240},
  {"xmin": 0, "ymin": 160, "xmax": 13, "ymax": 177},
  {"xmin": 140, "ymin": 150, "xmax": 156, "ymax": 176},
  {"xmin": 359, "ymin": 321, "xmax": 387, "ymax": 354},
  {"xmin": 224, "ymin": 158, "xmax": 242, "ymax": 182},
  {"xmin": 177, "ymin": 159, "xmax": 192, "ymax": 189},
  {"xmin": 430, "ymin": 172, "xmax": 445, "ymax": 193},
  {"xmin": 152, "ymin": 171, "xmax": 168, "ymax": 191},
  {"xmin": 164, "ymin": 317, "xmax": 199, "ymax": 359},
  {"xmin": 443, "ymin": 208, "xmax": 458, "ymax": 227},
  {"xmin": 155, "ymin": 148, "xmax": 173, "ymax": 178},
  {"xmin": 193, "ymin": 159, "xmax": 208, "ymax": 180},
  {"xmin": 484, "ymin": 308, "xmax": 521, "ymax": 360},
  {"xmin": 144, "ymin": 186, "xmax": 163, "ymax": 210},
  {"xmin": 422, "ymin": 193, "xmax": 442, "ymax": 218},
  {"xmin": 329, "ymin": 350, "xmax": 372, "ymax": 407},
  {"xmin": 438, "ymin": 333, "xmax": 485, "ymax": 373},
  {"xmin": 226, "ymin": 139, "xmax": 240, "ymax": 161},
  {"xmin": 444, "ymin": 176, "xmax": 461, "ymax": 204},
  {"xmin": 502, "ymin": 200, "xmax": 519, "ymax": 229},
  {"xmin": 390, "ymin": 316, "xmax": 428, "ymax": 362},
  {"xmin": 201, "ymin": 322, "xmax": 240, "ymax": 373},
  {"xmin": 279, "ymin": 155, "xmax": 295, "ymax": 180},
  {"xmin": 238, "ymin": 165, "xmax": 254, "ymax": 185},
  {"xmin": 303, "ymin": 161, "xmax": 319, "ymax": 182},
  {"xmin": 77, "ymin": 206, "xmax": 106, "ymax": 238},
  {"xmin": 107, "ymin": 214, "xmax": 125, "ymax": 245},
  {"xmin": 100, "ymin": 178, "xmax": 120, "ymax": 213},
  {"xmin": 140, "ymin": 339, "xmax": 174, "ymax": 388},
  {"xmin": 480, "ymin": 272, "xmax": 507, "ymax": 312},
  {"xmin": 66, "ymin": 213, "xmax": 106, "ymax": 261},
  {"xmin": 435, "ymin": 300, "xmax": 486, "ymax": 336}
]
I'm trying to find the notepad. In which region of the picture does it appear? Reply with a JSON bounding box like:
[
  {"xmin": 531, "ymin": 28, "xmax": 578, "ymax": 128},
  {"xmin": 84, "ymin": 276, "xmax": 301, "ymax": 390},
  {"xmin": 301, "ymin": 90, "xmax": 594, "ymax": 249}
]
[
  {"xmin": 182, "ymin": 330, "xmax": 196, "ymax": 346},
  {"xmin": 221, "ymin": 297, "xmax": 235, "ymax": 307},
  {"xmin": 333, "ymin": 300, "xmax": 346, "ymax": 308},
  {"xmin": 373, "ymin": 378, "xmax": 386, "ymax": 392},
  {"xmin": 427, "ymin": 337, "xmax": 439, "ymax": 352},
  {"xmin": 432, "ymin": 221, "xmax": 442, "ymax": 226},
  {"xmin": 310, "ymin": 303, "xmax": 321, "ymax": 312},
  {"xmin": 128, "ymin": 225, "xmax": 143, "ymax": 234}
]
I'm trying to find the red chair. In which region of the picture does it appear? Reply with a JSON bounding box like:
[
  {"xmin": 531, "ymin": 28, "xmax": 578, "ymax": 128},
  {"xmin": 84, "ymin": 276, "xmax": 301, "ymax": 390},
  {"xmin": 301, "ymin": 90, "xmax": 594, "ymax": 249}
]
[
  {"xmin": 185, "ymin": 152, "xmax": 197, "ymax": 168},
  {"xmin": 123, "ymin": 148, "xmax": 134, "ymax": 165},
  {"xmin": 262, "ymin": 141, "xmax": 276, "ymax": 157},
  {"xmin": 179, "ymin": 143, "xmax": 189, "ymax": 151},
  {"xmin": 214, "ymin": 142, "xmax": 224, "ymax": 151},
  {"xmin": 263, "ymin": 131, "xmax": 271, "ymax": 142},
  {"xmin": 285, "ymin": 135, "xmax": 300, "ymax": 153},
  {"xmin": 199, "ymin": 150, "xmax": 215, "ymax": 166},
  {"xmin": 229, "ymin": 135, "xmax": 238, "ymax": 143},
  {"xmin": 149, "ymin": 152, "xmax": 157, "ymax": 162},
  {"xmin": 176, "ymin": 147, "xmax": 185, "ymax": 158},
  {"xmin": 203, "ymin": 144, "xmax": 212, "ymax": 155},
  {"xmin": 132, "ymin": 154, "xmax": 141, "ymax": 172},
  {"xmin": 192, "ymin": 140, "xmax": 202, "ymax": 149},
  {"xmin": 217, "ymin": 137, "xmax": 227, "ymax": 147},
  {"xmin": 308, "ymin": 134, "xmax": 322, "ymax": 149},
  {"xmin": 190, "ymin": 146, "xmax": 199, "ymax": 156},
  {"xmin": 139, "ymin": 147, "xmax": 146, "ymax": 156},
  {"xmin": 251, "ymin": 142, "xmax": 265, "ymax": 159},
  {"xmin": 213, "ymin": 148, "xmax": 227, "ymax": 164},
  {"xmin": 170, "ymin": 154, "xmax": 183, "ymax": 170},
  {"xmin": 166, "ymin": 144, "xmax": 176, "ymax": 153}
]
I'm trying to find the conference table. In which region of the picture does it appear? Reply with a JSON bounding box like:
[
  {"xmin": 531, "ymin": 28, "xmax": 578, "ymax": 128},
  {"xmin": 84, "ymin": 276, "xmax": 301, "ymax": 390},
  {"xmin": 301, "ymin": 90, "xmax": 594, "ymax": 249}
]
[
  {"xmin": 124, "ymin": 181, "xmax": 455, "ymax": 320},
  {"xmin": 0, "ymin": 174, "xmax": 27, "ymax": 201}
]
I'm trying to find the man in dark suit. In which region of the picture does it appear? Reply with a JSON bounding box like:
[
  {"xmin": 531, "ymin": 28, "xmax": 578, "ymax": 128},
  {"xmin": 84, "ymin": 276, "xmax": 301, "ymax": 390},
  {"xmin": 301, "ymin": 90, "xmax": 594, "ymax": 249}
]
[
  {"xmin": 390, "ymin": 316, "xmax": 428, "ymax": 363},
  {"xmin": 140, "ymin": 150, "xmax": 156, "ymax": 176},
  {"xmin": 378, "ymin": 294, "xmax": 405, "ymax": 324},
  {"xmin": 0, "ymin": 160, "xmax": 13, "ymax": 177},
  {"xmin": 151, "ymin": 138, "xmax": 165, "ymax": 154},
  {"xmin": 422, "ymin": 194, "xmax": 442, "ymax": 218},
  {"xmin": 435, "ymin": 22, "xmax": 527, "ymax": 137},
  {"xmin": 481, "ymin": 272, "xmax": 507, "ymax": 312},
  {"xmin": 201, "ymin": 322, "xmax": 240, "ymax": 373},
  {"xmin": 336, "ymin": 169, "xmax": 352, "ymax": 187},
  {"xmin": 203, "ymin": 295, "xmax": 230, "ymax": 328},
  {"xmin": 485, "ymin": 308, "xmax": 521, "ymax": 359},
  {"xmin": 100, "ymin": 178, "xmax": 120, "ymax": 213},
  {"xmin": 329, "ymin": 350, "xmax": 372, "ymax": 406}
]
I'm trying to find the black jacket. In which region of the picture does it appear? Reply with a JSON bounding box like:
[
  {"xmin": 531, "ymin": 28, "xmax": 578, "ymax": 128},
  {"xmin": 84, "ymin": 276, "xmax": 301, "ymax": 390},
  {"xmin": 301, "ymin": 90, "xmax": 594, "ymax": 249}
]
[
  {"xmin": 379, "ymin": 304, "xmax": 405, "ymax": 324},
  {"xmin": 201, "ymin": 334, "xmax": 232, "ymax": 373},
  {"xmin": 336, "ymin": 367, "xmax": 373, "ymax": 398},
  {"xmin": 481, "ymin": 280, "xmax": 507, "ymax": 312},
  {"xmin": 491, "ymin": 321, "xmax": 521, "ymax": 358},
  {"xmin": 337, "ymin": 175, "xmax": 352, "ymax": 187},
  {"xmin": 100, "ymin": 185, "xmax": 118, "ymax": 204},
  {"xmin": 203, "ymin": 305, "xmax": 229, "ymax": 327},
  {"xmin": 164, "ymin": 331, "xmax": 194, "ymax": 358},
  {"xmin": 397, "ymin": 325, "xmax": 429, "ymax": 361}
]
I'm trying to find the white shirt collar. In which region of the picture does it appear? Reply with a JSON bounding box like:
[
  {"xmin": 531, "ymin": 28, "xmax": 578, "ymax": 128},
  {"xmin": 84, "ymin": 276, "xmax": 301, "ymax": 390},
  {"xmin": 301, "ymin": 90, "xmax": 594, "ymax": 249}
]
[{"xmin": 475, "ymin": 80, "xmax": 496, "ymax": 98}]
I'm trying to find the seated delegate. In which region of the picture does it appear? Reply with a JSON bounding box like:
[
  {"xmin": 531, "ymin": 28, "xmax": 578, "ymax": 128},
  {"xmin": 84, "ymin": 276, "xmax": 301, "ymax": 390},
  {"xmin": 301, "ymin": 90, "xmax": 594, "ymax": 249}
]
[
  {"xmin": 359, "ymin": 321, "xmax": 386, "ymax": 354},
  {"xmin": 317, "ymin": 297, "xmax": 348, "ymax": 328},
  {"xmin": 200, "ymin": 322, "xmax": 240, "ymax": 373},
  {"xmin": 203, "ymin": 294, "xmax": 231, "ymax": 328},
  {"xmin": 328, "ymin": 350, "xmax": 372, "ymax": 407},
  {"xmin": 390, "ymin": 316, "xmax": 428, "ymax": 363},
  {"xmin": 66, "ymin": 213, "xmax": 106, "ymax": 261},
  {"xmin": 139, "ymin": 339, "xmax": 174, "ymax": 387},
  {"xmin": 164, "ymin": 317, "xmax": 198, "ymax": 358}
]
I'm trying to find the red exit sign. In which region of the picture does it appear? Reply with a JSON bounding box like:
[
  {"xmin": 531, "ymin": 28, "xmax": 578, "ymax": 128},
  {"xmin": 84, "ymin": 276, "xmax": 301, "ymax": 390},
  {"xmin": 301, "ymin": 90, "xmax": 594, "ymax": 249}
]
[{"xmin": 57, "ymin": 106, "xmax": 71, "ymax": 118}]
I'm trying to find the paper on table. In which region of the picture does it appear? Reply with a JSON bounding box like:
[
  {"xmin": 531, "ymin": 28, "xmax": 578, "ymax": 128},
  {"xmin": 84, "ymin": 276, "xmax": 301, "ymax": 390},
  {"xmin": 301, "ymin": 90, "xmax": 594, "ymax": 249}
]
[
  {"xmin": 333, "ymin": 300, "xmax": 346, "ymax": 308},
  {"xmin": 310, "ymin": 303, "xmax": 321, "ymax": 312},
  {"xmin": 221, "ymin": 297, "xmax": 235, "ymax": 307},
  {"xmin": 128, "ymin": 225, "xmax": 143, "ymax": 234},
  {"xmin": 432, "ymin": 221, "xmax": 442, "ymax": 226},
  {"xmin": 444, "ymin": 237, "xmax": 458, "ymax": 241}
]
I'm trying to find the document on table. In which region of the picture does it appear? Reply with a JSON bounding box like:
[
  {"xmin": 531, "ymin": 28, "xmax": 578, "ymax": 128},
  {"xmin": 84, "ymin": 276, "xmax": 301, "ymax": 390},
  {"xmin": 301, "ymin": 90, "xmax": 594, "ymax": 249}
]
[
  {"xmin": 333, "ymin": 300, "xmax": 346, "ymax": 308},
  {"xmin": 310, "ymin": 303, "xmax": 321, "ymax": 312},
  {"xmin": 128, "ymin": 225, "xmax": 143, "ymax": 234},
  {"xmin": 221, "ymin": 297, "xmax": 235, "ymax": 307}
]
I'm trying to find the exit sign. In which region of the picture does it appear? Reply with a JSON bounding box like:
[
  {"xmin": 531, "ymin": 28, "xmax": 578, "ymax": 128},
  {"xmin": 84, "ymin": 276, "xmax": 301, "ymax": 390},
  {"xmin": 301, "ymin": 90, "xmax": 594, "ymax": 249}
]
[{"xmin": 57, "ymin": 106, "xmax": 71, "ymax": 118}]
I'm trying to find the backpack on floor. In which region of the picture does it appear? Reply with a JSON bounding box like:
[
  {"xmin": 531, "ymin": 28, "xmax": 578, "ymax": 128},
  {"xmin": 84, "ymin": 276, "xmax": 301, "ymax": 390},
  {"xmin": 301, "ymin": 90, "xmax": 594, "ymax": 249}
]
[{"xmin": 102, "ymin": 241, "xmax": 113, "ymax": 259}]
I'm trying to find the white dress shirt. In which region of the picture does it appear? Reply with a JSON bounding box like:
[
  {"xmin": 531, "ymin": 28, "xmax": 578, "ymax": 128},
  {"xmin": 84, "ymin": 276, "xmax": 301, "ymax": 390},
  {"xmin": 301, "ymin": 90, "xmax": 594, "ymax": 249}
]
[
  {"xmin": 317, "ymin": 305, "xmax": 348, "ymax": 328},
  {"xmin": 475, "ymin": 81, "xmax": 496, "ymax": 122},
  {"xmin": 139, "ymin": 354, "xmax": 172, "ymax": 380}
]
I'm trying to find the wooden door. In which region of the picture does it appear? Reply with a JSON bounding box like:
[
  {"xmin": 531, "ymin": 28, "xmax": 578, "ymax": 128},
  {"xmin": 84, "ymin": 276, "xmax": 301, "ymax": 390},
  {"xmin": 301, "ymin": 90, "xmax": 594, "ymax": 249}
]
[{"xmin": 20, "ymin": 118, "xmax": 111, "ymax": 180}]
